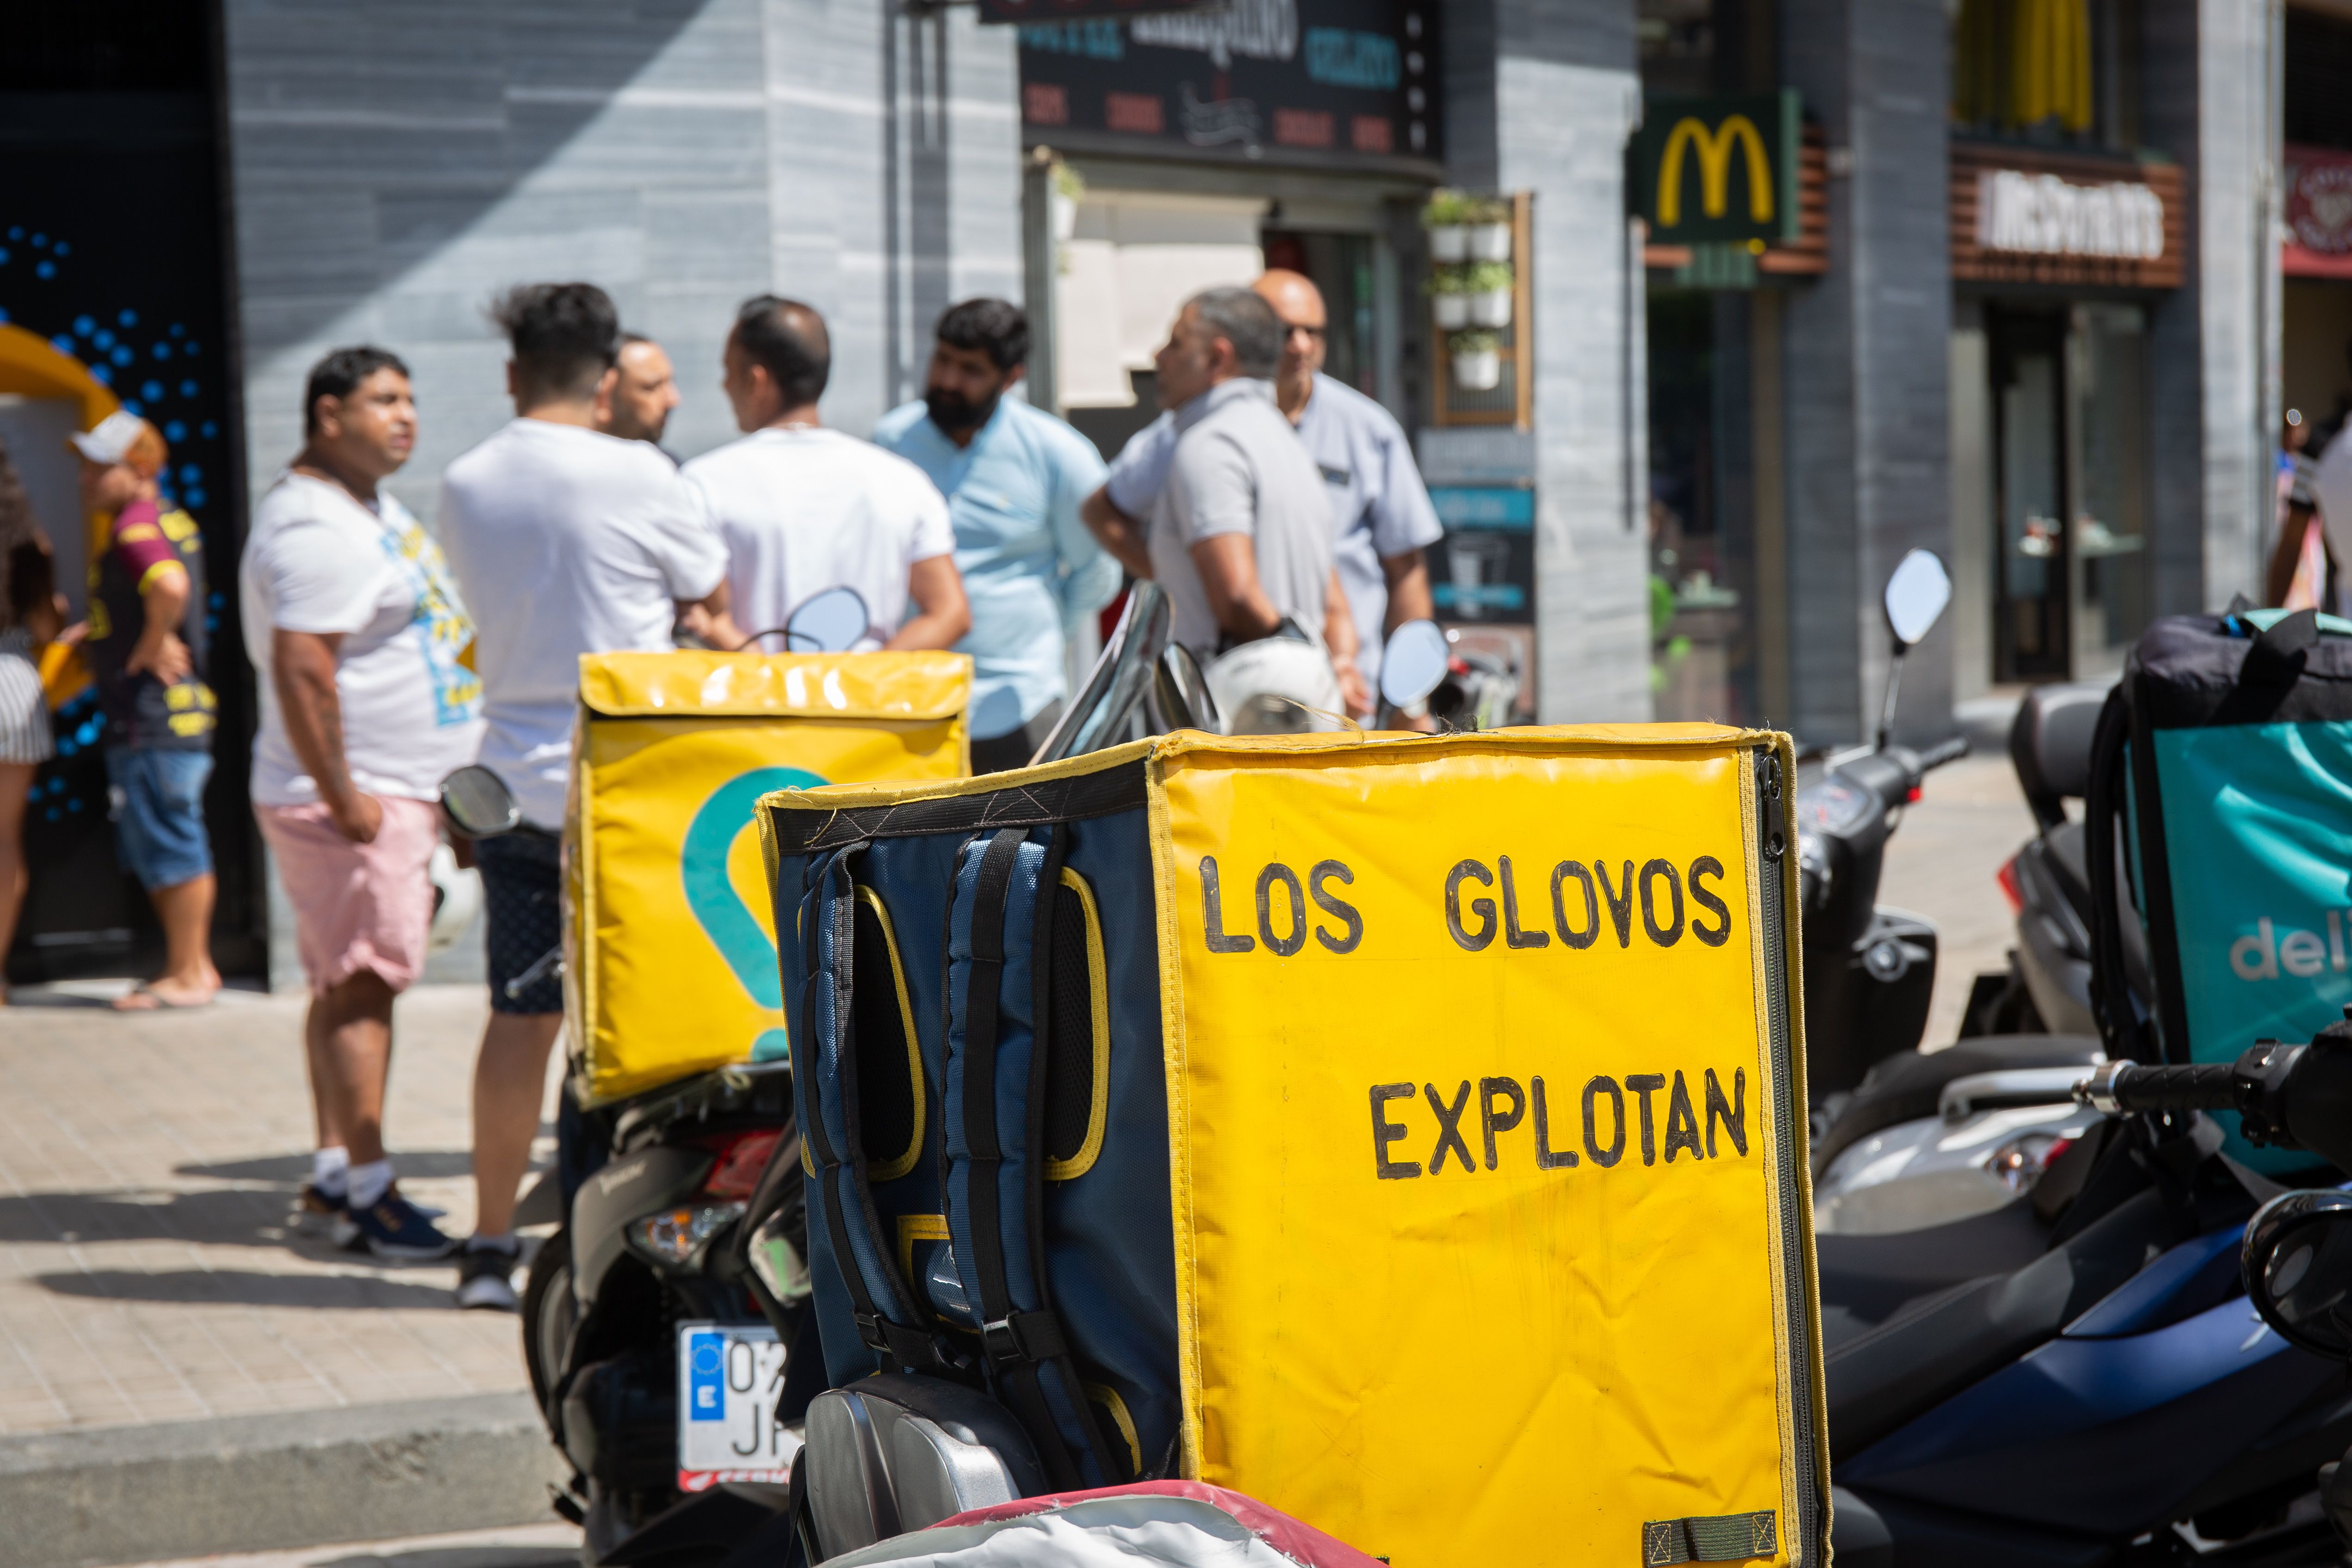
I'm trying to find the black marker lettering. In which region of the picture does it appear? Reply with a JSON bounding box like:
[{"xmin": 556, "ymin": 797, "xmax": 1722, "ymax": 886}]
[
  {"xmin": 1595, "ymin": 860, "xmax": 1636, "ymax": 947},
  {"xmin": 1689, "ymin": 857, "xmax": 1732, "ymax": 947},
  {"xmin": 1640, "ymin": 859, "xmax": 1684, "ymax": 947},
  {"xmin": 1531, "ymin": 1076, "xmax": 1579, "ymax": 1168},
  {"xmin": 1583, "ymin": 1076, "xmax": 1626, "ymax": 1168},
  {"xmin": 1552, "ymin": 861, "xmax": 1599, "ymax": 949},
  {"xmin": 1256, "ymin": 861, "xmax": 1307, "ymax": 957},
  {"xmin": 1425, "ymin": 1081, "xmax": 1475, "ymax": 1174},
  {"xmin": 1445, "ymin": 860, "xmax": 1496, "ymax": 952},
  {"xmin": 1705, "ymin": 1067, "xmax": 1749, "ymax": 1157},
  {"xmin": 1479, "ymin": 1076, "xmax": 1527, "ymax": 1169},
  {"xmin": 1310, "ymin": 860, "xmax": 1363, "ymax": 953},
  {"xmin": 1369, "ymin": 1083, "xmax": 1420, "ymax": 1179},
  {"xmin": 1625, "ymin": 1073, "xmax": 1666, "ymax": 1166},
  {"xmin": 1201, "ymin": 857, "xmax": 1254, "ymax": 953},
  {"xmin": 1664, "ymin": 1070, "xmax": 1703, "ymax": 1162},
  {"xmin": 1499, "ymin": 857, "xmax": 1549, "ymax": 948}
]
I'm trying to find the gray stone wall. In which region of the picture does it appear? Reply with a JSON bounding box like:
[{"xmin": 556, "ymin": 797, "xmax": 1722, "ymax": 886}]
[
  {"xmin": 1444, "ymin": 0, "xmax": 1652, "ymax": 725},
  {"xmin": 1780, "ymin": 0, "xmax": 1954, "ymax": 747},
  {"xmin": 222, "ymin": 0, "xmax": 1019, "ymax": 525}
]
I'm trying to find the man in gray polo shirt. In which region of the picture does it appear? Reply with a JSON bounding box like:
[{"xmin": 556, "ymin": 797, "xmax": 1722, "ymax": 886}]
[
  {"xmin": 1087, "ymin": 287, "xmax": 1360, "ymax": 704},
  {"xmin": 1082, "ymin": 276, "xmax": 1434, "ymax": 714}
]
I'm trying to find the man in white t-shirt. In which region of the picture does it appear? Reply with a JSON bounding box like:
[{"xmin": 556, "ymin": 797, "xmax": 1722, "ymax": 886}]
[
  {"xmin": 685, "ymin": 295, "xmax": 969, "ymax": 653},
  {"xmin": 438, "ymin": 282, "xmax": 737, "ymax": 1310},
  {"xmin": 242, "ymin": 345, "xmax": 484, "ymax": 1262}
]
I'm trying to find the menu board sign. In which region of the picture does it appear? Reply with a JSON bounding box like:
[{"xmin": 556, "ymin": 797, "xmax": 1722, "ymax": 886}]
[{"xmin": 1015, "ymin": 0, "xmax": 1437, "ymax": 170}]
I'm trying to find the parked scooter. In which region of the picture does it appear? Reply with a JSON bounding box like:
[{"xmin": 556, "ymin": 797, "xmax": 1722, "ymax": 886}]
[
  {"xmin": 437, "ymin": 587, "xmax": 880, "ymax": 1566},
  {"xmin": 1824, "ymin": 1021, "xmax": 2352, "ymax": 1567},
  {"xmin": 1792, "ymin": 549, "xmax": 1971, "ymax": 1107}
]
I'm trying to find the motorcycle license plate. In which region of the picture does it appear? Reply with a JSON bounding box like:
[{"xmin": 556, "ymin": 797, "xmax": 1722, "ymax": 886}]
[{"xmin": 675, "ymin": 1322, "xmax": 800, "ymax": 1491}]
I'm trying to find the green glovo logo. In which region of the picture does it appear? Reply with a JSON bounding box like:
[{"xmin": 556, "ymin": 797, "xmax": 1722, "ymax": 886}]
[{"xmin": 682, "ymin": 767, "xmax": 826, "ymax": 1056}]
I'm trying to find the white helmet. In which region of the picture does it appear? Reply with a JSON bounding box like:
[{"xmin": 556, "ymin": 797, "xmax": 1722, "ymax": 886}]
[{"xmin": 1204, "ymin": 634, "xmax": 1346, "ymax": 736}]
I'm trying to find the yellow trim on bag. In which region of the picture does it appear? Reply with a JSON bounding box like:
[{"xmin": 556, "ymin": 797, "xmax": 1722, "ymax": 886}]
[
  {"xmin": 1084, "ymin": 1383, "xmax": 1143, "ymax": 1476},
  {"xmin": 855, "ymin": 885, "xmax": 927, "ymax": 1182},
  {"xmin": 1142, "ymin": 746, "xmax": 1205, "ymax": 1482},
  {"xmin": 577, "ymin": 649, "xmax": 971, "ymax": 721},
  {"xmin": 897, "ymin": 1212, "xmax": 950, "ymax": 1285},
  {"xmin": 1046, "ymin": 867, "xmax": 1112, "ymax": 1181}
]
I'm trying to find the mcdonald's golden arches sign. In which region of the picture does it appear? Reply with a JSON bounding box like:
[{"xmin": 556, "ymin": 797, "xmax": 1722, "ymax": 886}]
[{"xmin": 1632, "ymin": 91, "xmax": 1802, "ymax": 246}]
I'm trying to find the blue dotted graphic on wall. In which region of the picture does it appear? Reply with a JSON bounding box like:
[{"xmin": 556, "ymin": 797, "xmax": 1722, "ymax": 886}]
[{"xmin": 3, "ymin": 120, "xmax": 249, "ymax": 972}]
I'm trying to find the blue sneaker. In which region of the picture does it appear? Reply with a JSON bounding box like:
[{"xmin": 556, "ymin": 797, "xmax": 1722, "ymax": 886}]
[
  {"xmin": 352, "ymin": 1185, "xmax": 460, "ymax": 1261},
  {"xmin": 297, "ymin": 1182, "xmax": 362, "ymax": 1251}
]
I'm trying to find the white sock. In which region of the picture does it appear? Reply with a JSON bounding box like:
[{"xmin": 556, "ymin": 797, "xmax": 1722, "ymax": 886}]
[
  {"xmin": 312, "ymin": 1147, "xmax": 350, "ymax": 1198},
  {"xmin": 348, "ymin": 1159, "xmax": 393, "ymax": 1210},
  {"xmin": 467, "ymin": 1231, "xmax": 519, "ymax": 1255}
]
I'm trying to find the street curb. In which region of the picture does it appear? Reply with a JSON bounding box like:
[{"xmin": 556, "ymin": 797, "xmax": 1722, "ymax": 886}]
[{"xmin": 0, "ymin": 1394, "xmax": 566, "ymax": 1568}]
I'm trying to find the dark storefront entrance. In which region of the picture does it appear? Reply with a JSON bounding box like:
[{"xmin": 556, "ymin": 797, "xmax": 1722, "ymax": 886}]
[{"xmin": 0, "ymin": 3, "xmax": 264, "ymax": 983}]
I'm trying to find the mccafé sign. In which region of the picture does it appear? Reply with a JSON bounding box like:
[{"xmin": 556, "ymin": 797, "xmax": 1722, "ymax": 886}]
[
  {"xmin": 1631, "ymin": 91, "xmax": 1802, "ymax": 247},
  {"xmin": 1951, "ymin": 143, "xmax": 2184, "ymax": 289}
]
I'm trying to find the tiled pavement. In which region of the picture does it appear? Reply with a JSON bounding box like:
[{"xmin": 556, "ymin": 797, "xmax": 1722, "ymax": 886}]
[
  {"xmin": 1874, "ymin": 747, "xmax": 2038, "ymax": 1049},
  {"xmin": 0, "ymin": 984, "xmax": 548, "ymax": 1437}
]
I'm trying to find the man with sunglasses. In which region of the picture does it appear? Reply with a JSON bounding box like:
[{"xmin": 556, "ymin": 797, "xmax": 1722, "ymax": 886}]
[{"xmin": 1080, "ymin": 270, "xmax": 1439, "ymax": 715}]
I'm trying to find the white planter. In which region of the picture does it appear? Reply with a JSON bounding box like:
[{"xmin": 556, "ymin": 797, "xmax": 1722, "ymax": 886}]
[
  {"xmin": 1452, "ymin": 349, "xmax": 1502, "ymax": 391},
  {"xmin": 1051, "ymin": 192, "xmax": 1077, "ymax": 245},
  {"xmin": 1467, "ymin": 221, "xmax": 1512, "ymax": 261},
  {"xmin": 1432, "ymin": 293, "xmax": 1471, "ymax": 329},
  {"xmin": 1468, "ymin": 289, "xmax": 1512, "ymax": 327},
  {"xmin": 1428, "ymin": 224, "xmax": 1468, "ymax": 262}
]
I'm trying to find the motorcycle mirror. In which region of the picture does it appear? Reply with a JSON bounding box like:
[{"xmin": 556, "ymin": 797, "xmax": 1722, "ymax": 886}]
[
  {"xmin": 440, "ymin": 763, "xmax": 520, "ymax": 838},
  {"xmin": 1883, "ymin": 549, "xmax": 1952, "ymax": 649},
  {"xmin": 1149, "ymin": 641, "xmax": 1220, "ymax": 734},
  {"xmin": 783, "ymin": 585, "xmax": 870, "ymax": 654},
  {"xmin": 2243, "ymin": 1187, "xmax": 2352, "ymax": 1359},
  {"xmin": 1378, "ymin": 619, "xmax": 1450, "ymax": 712}
]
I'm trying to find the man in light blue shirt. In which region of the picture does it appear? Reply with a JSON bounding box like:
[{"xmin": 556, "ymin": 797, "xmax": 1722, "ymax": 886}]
[{"xmin": 876, "ymin": 300, "xmax": 1120, "ymax": 771}]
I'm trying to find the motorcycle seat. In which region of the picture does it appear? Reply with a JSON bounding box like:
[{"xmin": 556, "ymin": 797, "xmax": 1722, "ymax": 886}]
[
  {"xmin": 2010, "ymin": 682, "xmax": 2112, "ymax": 831},
  {"xmin": 1812, "ymin": 1034, "xmax": 2105, "ymax": 1175},
  {"xmin": 1823, "ymin": 1189, "xmax": 2167, "ymax": 1463}
]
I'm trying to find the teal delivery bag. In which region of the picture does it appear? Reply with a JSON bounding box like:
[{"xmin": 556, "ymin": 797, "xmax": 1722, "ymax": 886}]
[{"xmin": 2090, "ymin": 607, "xmax": 2352, "ymax": 1172}]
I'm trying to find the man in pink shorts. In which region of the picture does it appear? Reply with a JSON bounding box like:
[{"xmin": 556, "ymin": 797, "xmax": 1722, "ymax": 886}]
[{"xmin": 241, "ymin": 346, "xmax": 484, "ymax": 1260}]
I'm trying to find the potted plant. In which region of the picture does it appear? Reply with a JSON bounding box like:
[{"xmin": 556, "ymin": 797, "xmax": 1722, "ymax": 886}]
[
  {"xmin": 1451, "ymin": 329, "xmax": 1502, "ymax": 390},
  {"xmin": 1427, "ymin": 265, "xmax": 1473, "ymax": 328},
  {"xmin": 1422, "ymin": 189, "xmax": 1473, "ymax": 262},
  {"xmin": 1466, "ymin": 197, "xmax": 1512, "ymax": 262},
  {"xmin": 1464, "ymin": 261, "xmax": 1513, "ymax": 326}
]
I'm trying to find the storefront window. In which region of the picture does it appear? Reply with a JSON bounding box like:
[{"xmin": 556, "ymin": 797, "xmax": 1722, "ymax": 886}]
[
  {"xmin": 1952, "ymin": 0, "xmax": 2139, "ymax": 148},
  {"xmin": 2068, "ymin": 305, "xmax": 2148, "ymax": 672},
  {"xmin": 1648, "ymin": 292, "xmax": 1759, "ymax": 724}
]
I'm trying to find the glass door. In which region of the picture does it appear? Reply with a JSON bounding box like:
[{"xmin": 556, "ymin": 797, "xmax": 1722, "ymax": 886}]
[
  {"xmin": 2067, "ymin": 304, "xmax": 2150, "ymax": 679},
  {"xmin": 1992, "ymin": 311, "xmax": 2071, "ymax": 681}
]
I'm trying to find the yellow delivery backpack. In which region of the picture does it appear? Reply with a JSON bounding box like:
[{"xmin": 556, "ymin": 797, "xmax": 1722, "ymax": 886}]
[
  {"xmin": 564, "ymin": 649, "xmax": 968, "ymax": 1105},
  {"xmin": 763, "ymin": 723, "xmax": 1830, "ymax": 1566}
]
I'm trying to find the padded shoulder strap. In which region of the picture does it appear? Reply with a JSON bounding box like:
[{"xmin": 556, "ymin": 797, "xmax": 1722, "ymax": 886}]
[
  {"xmin": 942, "ymin": 825, "xmax": 1124, "ymax": 1490},
  {"xmin": 2082, "ymin": 689, "xmax": 2151, "ymax": 1064},
  {"xmin": 798, "ymin": 847, "xmax": 948, "ymax": 1374}
]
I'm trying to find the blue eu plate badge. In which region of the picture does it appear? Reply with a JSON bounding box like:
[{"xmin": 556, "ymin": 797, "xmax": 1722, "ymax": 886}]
[{"xmin": 675, "ymin": 1321, "xmax": 798, "ymax": 1489}]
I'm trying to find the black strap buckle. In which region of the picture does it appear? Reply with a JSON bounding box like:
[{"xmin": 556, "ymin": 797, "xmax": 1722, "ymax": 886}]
[
  {"xmin": 982, "ymin": 1310, "xmax": 1068, "ymax": 1365},
  {"xmin": 856, "ymin": 1312, "xmax": 945, "ymax": 1371}
]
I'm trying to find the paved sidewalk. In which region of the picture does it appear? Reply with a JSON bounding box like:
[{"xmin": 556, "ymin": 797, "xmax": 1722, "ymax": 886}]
[
  {"xmin": 109, "ymin": 1523, "xmax": 579, "ymax": 1568},
  {"xmin": 0, "ymin": 984, "xmax": 544, "ymax": 1436},
  {"xmin": 1876, "ymin": 749, "xmax": 2038, "ymax": 1049}
]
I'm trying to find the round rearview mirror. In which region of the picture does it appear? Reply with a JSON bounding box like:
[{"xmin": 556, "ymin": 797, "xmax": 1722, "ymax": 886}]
[
  {"xmin": 440, "ymin": 763, "xmax": 520, "ymax": 839},
  {"xmin": 1379, "ymin": 619, "xmax": 1451, "ymax": 711},
  {"xmin": 1884, "ymin": 549, "xmax": 1953, "ymax": 649},
  {"xmin": 2243, "ymin": 1187, "xmax": 2352, "ymax": 1360},
  {"xmin": 783, "ymin": 585, "xmax": 871, "ymax": 654}
]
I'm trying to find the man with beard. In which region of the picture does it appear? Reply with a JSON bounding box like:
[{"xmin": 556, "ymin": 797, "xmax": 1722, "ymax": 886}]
[
  {"xmin": 593, "ymin": 332, "xmax": 683, "ymax": 460},
  {"xmin": 875, "ymin": 298, "xmax": 1118, "ymax": 770},
  {"xmin": 686, "ymin": 295, "xmax": 968, "ymax": 656}
]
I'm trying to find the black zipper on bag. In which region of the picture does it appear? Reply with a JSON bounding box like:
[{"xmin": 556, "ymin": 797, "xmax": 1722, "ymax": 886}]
[{"xmin": 1755, "ymin": 745, "xmax": 1824, "ymax": 1563}]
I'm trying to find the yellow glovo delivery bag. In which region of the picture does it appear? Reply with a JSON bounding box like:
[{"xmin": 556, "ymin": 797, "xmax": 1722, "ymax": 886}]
[
  {"xmin": 762, "ymin": 723, "xmax": 1830, "ymax": 1566},
  {"xmin": 564, "ymin": 649, "xmax": 968, "ymax": 1105}
]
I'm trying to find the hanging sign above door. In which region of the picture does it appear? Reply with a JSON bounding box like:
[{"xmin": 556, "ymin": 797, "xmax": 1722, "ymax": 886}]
[{"xmin": 1630, "ymin": 92, "xmax": 1803, "ymax": 247}]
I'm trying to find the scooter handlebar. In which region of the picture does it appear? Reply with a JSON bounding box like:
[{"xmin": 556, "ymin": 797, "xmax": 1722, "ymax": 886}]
[
  {"xmin": 1916, "ymin": 736, "xmax": 1970, "ymax": 771},
  {"xmin": 2074, "ymin": 1059, "xmax": 2238, "ymax": 1115}
]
